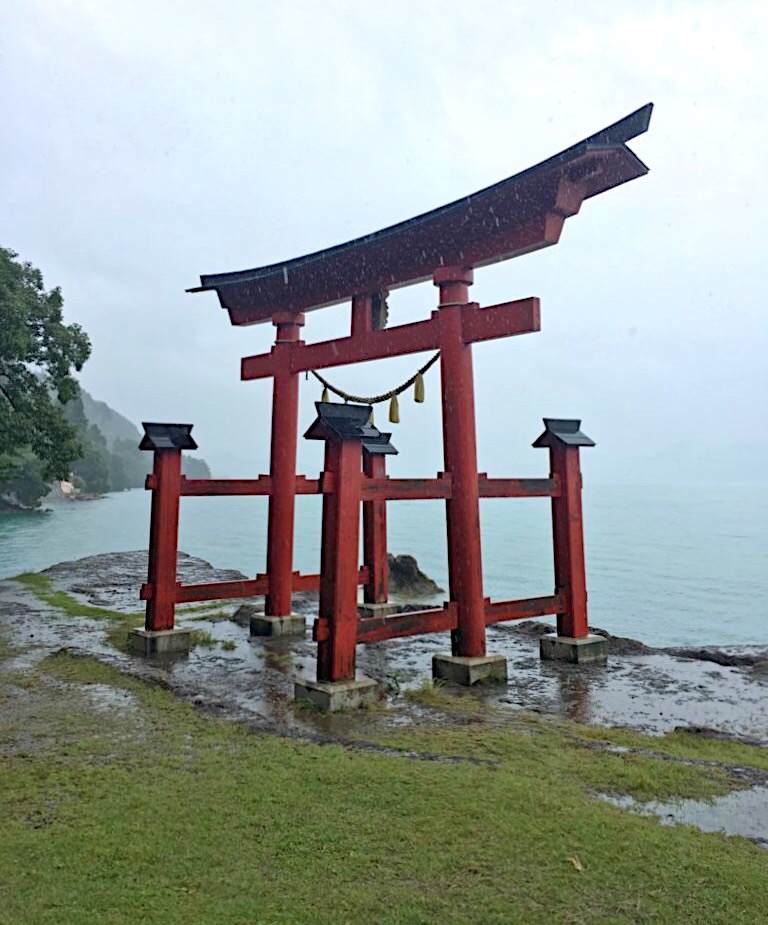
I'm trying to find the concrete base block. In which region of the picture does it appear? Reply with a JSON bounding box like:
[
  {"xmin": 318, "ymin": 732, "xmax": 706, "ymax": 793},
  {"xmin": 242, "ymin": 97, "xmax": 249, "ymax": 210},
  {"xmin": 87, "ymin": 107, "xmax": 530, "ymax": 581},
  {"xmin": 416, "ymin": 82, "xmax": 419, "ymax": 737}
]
[
  {"xmin": 249, "ymin": 614, "xmax": 306, "ymax": 637},
  {"xmin": 432, "ymin": 653, "xmax": 508, "ymax": 686},
  {"xmin": 357, "ymin": 601, "xmax": 400, "ymax": 618},
  {"xmin": 539, "ymin": 633, "xmax": 608, "ymax": 665},
  {"xmin": 129, "ymin": 628, "xmax": 191, "ymax": 656},
  {"xmin": 294, "ymin": 676, "xmax": 379, "ymax": 712}
]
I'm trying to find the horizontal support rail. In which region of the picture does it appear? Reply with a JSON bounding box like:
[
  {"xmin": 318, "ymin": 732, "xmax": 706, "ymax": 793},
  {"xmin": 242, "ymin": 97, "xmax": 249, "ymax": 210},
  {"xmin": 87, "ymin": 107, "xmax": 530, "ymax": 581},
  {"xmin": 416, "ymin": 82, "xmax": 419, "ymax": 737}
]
[
  {"xmin": 180, "ymin": 477, "xmax": 272, "ymax": 496},
  {"xmin": 313, "ymin": 594, "xmax": 565, "ymax": 644},
  {"xmin": 164, "ymin": 473, "xmax": 556, "ymax": 502},
  {"xmin": 141, "ymin": 567, "xmax": 371, "ymax": 606},
  {"xmin": 478, "ymin": 476, "xmax": 560, "ymax": 498},
  {"xmin": 483, "ymin": 594, "xmax": 566, "ymax": 625},
  {"xmin": 460, "ymin": 298, "xmax": 541, "ymax": 345},
  {"xmin": 313, "ymin": 604, "xmax": 458, "ymax": 644},
  {"xmin": 174, "ymin": 475, "xmax": 322, "ymax": 496},
  {"xmin": 355, "ymin": 605, "xmax": 457, "ymax": 644},
  {"xmin": 360, "ymin": 476, "xmax": 453, "ymax": 501},
  {"xmin": 241, "ymin": 299, "xmax": 539, "ymax": 380}
]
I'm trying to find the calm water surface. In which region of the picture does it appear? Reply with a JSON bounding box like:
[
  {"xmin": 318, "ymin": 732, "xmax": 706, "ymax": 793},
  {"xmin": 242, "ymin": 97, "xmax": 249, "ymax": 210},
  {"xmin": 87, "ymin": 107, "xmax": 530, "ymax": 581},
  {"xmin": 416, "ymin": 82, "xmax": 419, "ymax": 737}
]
[{"xmin": 1, "ymin": 483, "xmax": 766, "ymax": 647}]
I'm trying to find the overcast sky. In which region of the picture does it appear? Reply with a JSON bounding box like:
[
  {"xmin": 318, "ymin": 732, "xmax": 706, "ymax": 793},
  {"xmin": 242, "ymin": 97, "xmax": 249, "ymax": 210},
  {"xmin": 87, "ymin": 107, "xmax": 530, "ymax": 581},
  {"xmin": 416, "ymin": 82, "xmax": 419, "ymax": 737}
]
[{"xmin": 2, "ymin": 0, "xmax": 767, "ymax": 483}]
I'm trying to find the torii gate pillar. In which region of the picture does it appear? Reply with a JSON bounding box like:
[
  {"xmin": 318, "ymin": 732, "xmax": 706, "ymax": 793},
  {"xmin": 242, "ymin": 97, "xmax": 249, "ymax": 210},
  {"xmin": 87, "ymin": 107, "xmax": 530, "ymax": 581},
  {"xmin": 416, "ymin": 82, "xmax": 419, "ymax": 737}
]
[
  {"xmin": 432, "ymin": 268, "xmax": 507, "ymax": 686},
  {"xmin": 259, "ymin": 311, "xmax": 307, "ymax": 636}
]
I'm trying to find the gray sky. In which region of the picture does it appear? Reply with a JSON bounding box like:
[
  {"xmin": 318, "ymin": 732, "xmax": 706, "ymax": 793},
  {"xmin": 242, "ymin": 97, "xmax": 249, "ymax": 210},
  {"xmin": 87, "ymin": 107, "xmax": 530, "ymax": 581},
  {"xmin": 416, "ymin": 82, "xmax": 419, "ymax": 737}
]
[{"xmin": 3, "ymin": 0, "xmax": 767, "ymax": 483}]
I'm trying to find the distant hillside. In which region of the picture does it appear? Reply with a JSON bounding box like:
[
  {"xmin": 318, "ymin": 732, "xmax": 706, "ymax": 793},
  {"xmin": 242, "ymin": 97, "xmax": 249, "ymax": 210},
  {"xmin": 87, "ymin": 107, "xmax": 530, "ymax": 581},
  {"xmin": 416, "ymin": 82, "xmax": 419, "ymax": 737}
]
[
  {"xmin": 63, "ymin": 390, "xmax": 212, "ymax": 494},
  {"xmin": 80, "ymin": 390, "xmax": 141, "ymax": 448}
]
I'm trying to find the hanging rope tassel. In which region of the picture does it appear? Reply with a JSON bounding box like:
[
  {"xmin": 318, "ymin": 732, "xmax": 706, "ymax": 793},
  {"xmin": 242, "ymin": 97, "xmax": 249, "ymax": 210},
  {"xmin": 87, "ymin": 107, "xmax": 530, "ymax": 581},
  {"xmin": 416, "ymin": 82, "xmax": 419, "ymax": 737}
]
[
  {"xmin": 414, "ymin": 372, "xmax": 425, "ymax": 403},
  {"xmin": 309, "ymin": 350, "xmax": 439, "ymax": 412}
]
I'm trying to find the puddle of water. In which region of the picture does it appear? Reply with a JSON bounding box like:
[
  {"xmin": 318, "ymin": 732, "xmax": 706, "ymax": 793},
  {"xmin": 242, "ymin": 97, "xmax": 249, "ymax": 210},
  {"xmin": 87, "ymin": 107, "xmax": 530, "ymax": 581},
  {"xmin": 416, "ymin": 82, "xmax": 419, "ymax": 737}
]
[
  {"xmin": 598, "ymin": 787, "xmax": 768, "ymax": 844},
  {"xmin": 82, "ymin": 683, "xmax": 139, "ymax": 714}
]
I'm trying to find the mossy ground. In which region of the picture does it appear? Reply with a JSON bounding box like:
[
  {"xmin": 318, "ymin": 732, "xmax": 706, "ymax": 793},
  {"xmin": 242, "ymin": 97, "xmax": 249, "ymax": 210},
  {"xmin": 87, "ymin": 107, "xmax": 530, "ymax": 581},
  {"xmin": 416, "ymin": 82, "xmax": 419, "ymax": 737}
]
[
  {"xmin": 11, "ymin": 573, "xmax": 232, "ymax": 653},
  {"xmin": 3, "ymin": 576, "xmax": 768, "ymax": 923}
]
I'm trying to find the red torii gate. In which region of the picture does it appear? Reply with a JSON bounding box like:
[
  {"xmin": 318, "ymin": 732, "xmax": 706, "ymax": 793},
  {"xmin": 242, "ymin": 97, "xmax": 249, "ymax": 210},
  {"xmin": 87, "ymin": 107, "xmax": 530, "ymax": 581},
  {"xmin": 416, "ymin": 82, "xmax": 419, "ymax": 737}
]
[{"xmin": 135, "ymin": 104, "xmax": 652, "ymax": 706}]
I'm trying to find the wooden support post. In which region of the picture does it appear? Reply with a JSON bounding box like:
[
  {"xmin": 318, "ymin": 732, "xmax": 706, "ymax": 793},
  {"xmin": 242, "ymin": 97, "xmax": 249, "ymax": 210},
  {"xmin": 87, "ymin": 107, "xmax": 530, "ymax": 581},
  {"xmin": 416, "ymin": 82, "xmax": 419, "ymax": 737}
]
[
  {"xmin": 434, "ymin": 267, "xmax": 486, "ymax": 658},
  {"xmin": 265, "ymin": 311, "xmax": 305, "ymax": 617},
  {"xmin": 549, "ymin": 445, "xmax": 589, "ymax": 638},
  {"xmin": 317, "ymin": 439, "xmax": 363, "ymax": 682},
  {"xmin": 145, "ymin": 448, "xmax": 183, "ymax": 631},
  {"xmin": 351, "ymin": 294, "xmax": 373, "ymax": 337},
  {"xmin": 362, "ymin": 451, "xmax": 389, "ymax": 604}
]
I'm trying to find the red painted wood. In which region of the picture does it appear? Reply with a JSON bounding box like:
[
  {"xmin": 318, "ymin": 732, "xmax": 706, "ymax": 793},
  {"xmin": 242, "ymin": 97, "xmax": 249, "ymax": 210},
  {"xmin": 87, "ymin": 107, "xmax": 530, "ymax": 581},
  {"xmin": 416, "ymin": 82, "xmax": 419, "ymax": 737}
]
[
  {"xmin": 240, "ymin": 300, "xmax": 538, "ymax": 380},
  {"xmin": 179, "ymin": 475, "xmax": 321, "ymax": 496},
  {"xmin": 351, "ymin": 294, "xmax": 373, "ymax": 337},
  {"xmin": 265, "ymin": 313, "xmax": 303, "ymax": 618},
  {"xmin": 483, "ymin": 594, "xmax": 566, "ymax": 626},
  {"xmin": 460, "ymin": 298, "xmax": 540, "ymax": 345},
  {"xmin": 243, "ymin": 316, "xmax": 439, "ymax": 379},
  {"xmin": 436, "ymin": 269, "xmax": 487, "ymax": 658},
  {"xmin": 316, "ymin": 595, "xmax": 567, "ymax": 644},
  {"xmin": 181, "ymin": 477, "xmax": 273, "ymax": 496},
  {"xmin": 174, "ymin": 473, "xmax": 558, "ymax": 501},
  {"xmin": 360, "ymin": 476, "xmax": 453, "ymax": 501},
  {"xmin": 362, "ymin": 453, "xmax": 388, "ymax": 604},
  {"xmin": 197, "ymin": 100, "xmax": 657, "ymax": 326},
  {"xmin": 549, "ymin": 446, "xmax": 589, "ymax": 637},
  {"xmin": 143, "ymin": 567, "xmax": 371, "ymax": 606},
  {"xmin": 478, "ymin": 476, "xmax": 560, "ymax": 498},
  {"xmin": 350, "ymin": 605, "xmax": 457, "ymax": 644},
  {"xmin": 317, "ymin": 444, "xmax": 336, "ymax": 681},
  {"xmin": 145, "ymin": 449, "xmax": 183, "ymax": 631},
  {"xmin": 291, "ymin": 568, "xmax": 370, "ymax": 593},
  {"xmin": 317, "ymin": 440, "xmax": 363, "ymax": 682},
  {"xmin": 175, "ymin": 578, "xmax": 269, "ymax": 604}
]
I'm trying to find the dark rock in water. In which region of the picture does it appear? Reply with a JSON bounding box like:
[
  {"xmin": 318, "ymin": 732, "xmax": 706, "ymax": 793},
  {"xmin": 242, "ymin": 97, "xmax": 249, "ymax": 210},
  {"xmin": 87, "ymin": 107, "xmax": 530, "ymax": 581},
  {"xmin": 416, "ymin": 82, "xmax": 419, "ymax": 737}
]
[
  {"xmin": 498, "ymin": 620, "xmax": 554, "ymax": 638},
  {"xmin": 388, "ymin": 554, "xmax": 443, "ymax": 598},
  {"xmin": 665, "ymin": 646, "xmax": 768, "ymax": 668},
  {"xmin": 591, "ymin": 627, "xmax": 656, "ymax": 656},
  {"xmin": 497, "ymin": 621, "xmax": 655, "ymax": 656}
]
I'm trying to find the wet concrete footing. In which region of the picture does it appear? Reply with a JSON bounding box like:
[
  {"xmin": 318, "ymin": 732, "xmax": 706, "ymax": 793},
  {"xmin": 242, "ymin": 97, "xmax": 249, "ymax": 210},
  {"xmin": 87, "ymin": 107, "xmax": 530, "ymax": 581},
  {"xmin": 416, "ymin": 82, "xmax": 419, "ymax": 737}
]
[
  {"xmin": 294, "ymin": 676, "xmax": 379, "ymax": 711},
  {"xmin": 129, "ymin": 627, "xmax": 191, "ymax": 655},
  {"xmin": 432, "ymin": 653, "xmax": 508, "ymax": 685},
  {"xmin": 238, "ymin": 606, "xmax": 307, "ymax": 637},
  {"xmin": 539, "ymin": 633, "xmax": 608, "ymax": 665}
]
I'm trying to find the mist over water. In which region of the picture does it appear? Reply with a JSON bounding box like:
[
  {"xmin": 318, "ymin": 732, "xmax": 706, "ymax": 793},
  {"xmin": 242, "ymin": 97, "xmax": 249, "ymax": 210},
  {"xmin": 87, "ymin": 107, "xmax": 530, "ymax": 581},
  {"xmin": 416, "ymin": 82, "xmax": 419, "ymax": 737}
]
[{"xmin": 1, "ymin": 481, "xmax": 765, "ymax": 648}]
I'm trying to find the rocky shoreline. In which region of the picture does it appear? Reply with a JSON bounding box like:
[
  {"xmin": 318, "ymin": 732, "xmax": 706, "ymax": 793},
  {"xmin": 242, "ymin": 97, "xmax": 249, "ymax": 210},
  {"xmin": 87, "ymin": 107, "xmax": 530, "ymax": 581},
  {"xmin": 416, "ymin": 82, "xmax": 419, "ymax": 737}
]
[{"xmin": 2, "ymin": 549, "xmax": 767, "ymax": 743}]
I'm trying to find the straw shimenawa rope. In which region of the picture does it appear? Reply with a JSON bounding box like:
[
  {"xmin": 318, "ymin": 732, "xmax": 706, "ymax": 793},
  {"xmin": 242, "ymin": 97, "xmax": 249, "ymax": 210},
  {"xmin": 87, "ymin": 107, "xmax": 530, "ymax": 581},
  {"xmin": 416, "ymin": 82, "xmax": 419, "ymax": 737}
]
[{"xmin": 310, "ymin": 352, "xmax": 440, "ymax": 423}]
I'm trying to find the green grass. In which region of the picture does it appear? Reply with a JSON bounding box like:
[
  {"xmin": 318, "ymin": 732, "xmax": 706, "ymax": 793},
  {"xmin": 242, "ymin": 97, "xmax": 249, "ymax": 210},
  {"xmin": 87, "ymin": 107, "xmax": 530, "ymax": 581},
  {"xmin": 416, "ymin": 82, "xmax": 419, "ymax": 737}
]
[
  {"xmin": 12, "ymin": 573, "xmax": 143, "ymax": 622},
  {"xmin": 403, "ymin": 678, "xmax": 485, "ymax": 714},
  {"xmin": 5, "ymin": 574, "xmax": 768, "ymax": 922},
  {"xmin": 12, "ymin": 572, "xmax": 228, "ymax": 653},
  {"xmin": 2, "ymin": 651, "xmax": 768, "ymax": 924},
  {"xmin": 189, "ymin": 629, "xmax": 217, "ymax": 648}
]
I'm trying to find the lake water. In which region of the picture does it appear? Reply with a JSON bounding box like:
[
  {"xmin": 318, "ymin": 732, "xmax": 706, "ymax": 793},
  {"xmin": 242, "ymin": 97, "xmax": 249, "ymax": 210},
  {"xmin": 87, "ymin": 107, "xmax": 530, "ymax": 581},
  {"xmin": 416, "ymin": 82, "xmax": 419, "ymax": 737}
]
[{"xmin": 1, "ymin": 482, "xmax": 766, "ymax": 647}]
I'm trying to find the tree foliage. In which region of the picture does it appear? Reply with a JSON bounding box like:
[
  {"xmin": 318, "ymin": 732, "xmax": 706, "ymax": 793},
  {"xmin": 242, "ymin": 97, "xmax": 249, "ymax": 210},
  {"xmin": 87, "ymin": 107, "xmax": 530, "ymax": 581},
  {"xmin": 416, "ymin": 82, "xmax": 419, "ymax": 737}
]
[{"xmin": 0, "ymin": 248, "xmax": 91, "ymax": 493}]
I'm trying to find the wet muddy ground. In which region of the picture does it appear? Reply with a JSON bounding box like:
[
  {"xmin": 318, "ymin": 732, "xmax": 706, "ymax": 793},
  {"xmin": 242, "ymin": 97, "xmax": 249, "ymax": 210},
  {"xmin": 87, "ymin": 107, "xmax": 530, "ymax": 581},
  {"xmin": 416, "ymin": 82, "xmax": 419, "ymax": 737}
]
[{"xmin": 2, "ymin": 550, "xmax": 768, "ymax": 846}]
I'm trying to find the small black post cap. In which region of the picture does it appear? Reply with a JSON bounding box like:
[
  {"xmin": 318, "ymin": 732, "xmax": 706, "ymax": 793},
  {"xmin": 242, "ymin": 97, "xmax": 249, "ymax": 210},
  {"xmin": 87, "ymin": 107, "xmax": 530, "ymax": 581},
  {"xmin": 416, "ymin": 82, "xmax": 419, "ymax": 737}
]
[
  {"xmin": 139, "ymin": 423, "xmax": 198, "ymax": 451},
  {"xmin": 532, "ymin": 418, "xmax": 595, "ymax": 449},
  {"xmin": 362, "ymin": 431, "xmax": 398, "ymax": 456},
  {"xmin": 304, "ymin": 402, "xmax": 396, "ymax": 455}
]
